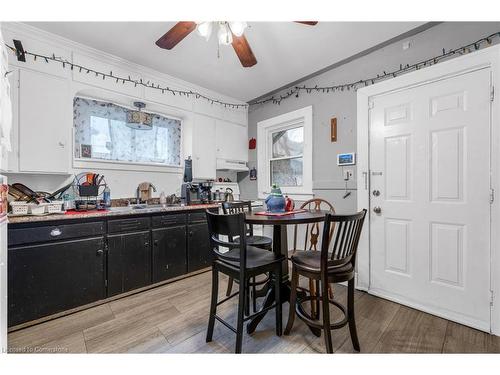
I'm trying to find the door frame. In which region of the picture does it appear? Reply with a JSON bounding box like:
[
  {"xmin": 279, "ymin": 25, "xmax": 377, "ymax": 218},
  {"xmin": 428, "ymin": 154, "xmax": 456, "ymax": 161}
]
[{"xmin": 356, "ymin": 44, "xmax": 500, "ymax": 335}]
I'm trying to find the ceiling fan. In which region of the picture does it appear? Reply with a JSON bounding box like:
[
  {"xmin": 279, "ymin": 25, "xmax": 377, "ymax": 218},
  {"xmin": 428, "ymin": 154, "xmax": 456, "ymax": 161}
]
[{"xmin": 155, "ymin": 21, "xmax": 318, "ymax": 68}]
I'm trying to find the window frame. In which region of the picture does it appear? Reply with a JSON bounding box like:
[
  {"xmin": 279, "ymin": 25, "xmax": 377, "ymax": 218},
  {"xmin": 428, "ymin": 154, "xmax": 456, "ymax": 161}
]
[
  {"xmin": 72, "ymin": 96, "xmax": 183, "ymax": 174},
  {"xmin": 257, "ymin": 106, "xmax": 313, "ymax": 200}
]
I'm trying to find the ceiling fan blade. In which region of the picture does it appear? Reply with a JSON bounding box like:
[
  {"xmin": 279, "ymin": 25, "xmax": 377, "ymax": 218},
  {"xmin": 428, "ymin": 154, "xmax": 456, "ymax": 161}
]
[
  {"xmin": 231, "ymin": 34, "xmax": 257, "ymax": 68},
  {"xmin": 156, "ymin": 21, "xmax": 197, "ymax": 49},
  {"xmin": 295, "ymin": 21, "xmax": 318, "ymax": 25}
]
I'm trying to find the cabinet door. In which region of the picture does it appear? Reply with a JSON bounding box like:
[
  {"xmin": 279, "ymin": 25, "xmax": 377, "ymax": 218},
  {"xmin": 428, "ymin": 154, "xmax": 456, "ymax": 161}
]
[
  {"xmin": 18, "ymin": 69, "xmax": 70, "ymax": 174},
  {"xmin": 8, "ymin": 237, "xmax": 105, "ymax": 327},
  {"xmin": 192, "ymin": 114, "xmax": 216, "ymax": 180},
  {"xmin": 107, "ymin": 231, "xmax": 151, "ymax": 296},
  {"xmin": 152, "ymin": 226, "xmax": 187, "ymax": 283},
  {"xmin": 216, "ymin": 120, "xmax": 248, "ymax": 162},
  {"xmin": 187, "ymin": 222, "xmax": 213, "ymax": 272}
]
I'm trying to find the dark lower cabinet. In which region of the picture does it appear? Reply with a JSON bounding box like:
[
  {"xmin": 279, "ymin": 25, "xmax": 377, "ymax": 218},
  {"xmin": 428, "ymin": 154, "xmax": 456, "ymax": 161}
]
[
  {"xmin": 8, "ymin": 236, "xmax": 106, "ymax": 327},
  {"xmin": 187, "ymin": 222, "xmax": 213, "ymax": 272},
  {"xmin": 107, "ymin": 231, "xmax": 151, "ymax": 296},
  {"xmin": 152, "ymin": 226, "xmax": 187, "ymax": 283}
]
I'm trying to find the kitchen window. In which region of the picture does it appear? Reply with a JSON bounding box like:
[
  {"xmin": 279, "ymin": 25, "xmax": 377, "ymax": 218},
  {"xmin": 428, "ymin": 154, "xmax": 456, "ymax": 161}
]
[
  {"xmin": 73, "ymin": 97, "xmax": 181, "ymax": 168},
  {"xmin": 257, "ymin": 106, "xmax": 313, "ymax": 200}
]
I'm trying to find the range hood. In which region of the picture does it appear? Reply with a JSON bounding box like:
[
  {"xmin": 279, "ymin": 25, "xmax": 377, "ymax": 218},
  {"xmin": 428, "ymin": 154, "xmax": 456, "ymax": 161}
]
[{"xmin": 216, "ymin": 159, "xmax": 248, "ymax": 172}]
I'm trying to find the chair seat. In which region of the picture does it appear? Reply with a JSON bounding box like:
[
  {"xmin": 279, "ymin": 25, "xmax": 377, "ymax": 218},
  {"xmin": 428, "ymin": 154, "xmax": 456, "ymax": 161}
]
[
  {"xmin": 290, "ymin": 251, "xmax": 353, "ymax": 274},
  {"xmin": 220, "ymin": 245, "xmax": 283, "ymax": 270},
  {"xmin": 235, "ymin": 235, "xmax": 272, "ymax": 248}
]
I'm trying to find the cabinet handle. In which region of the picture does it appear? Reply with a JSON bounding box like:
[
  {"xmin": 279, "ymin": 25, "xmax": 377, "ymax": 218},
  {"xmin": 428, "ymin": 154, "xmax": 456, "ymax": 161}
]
[
  {"xmin": 144, "ymin": 242, "xmax": 149, "ymax": 247},
  {"xmin": 154, "ymin": 240, "xmax": 159, "ymax": 246},
  {"xmin": 96, "ymin": 249, "xmax": 104, "ymax": 256},
  {"xmin": 58, "ymin": 141, "xmax": 65, "ymax": 148},
  {"xmin": 50, "ymin": 228, "xmax": 62, "ymax": 237}
]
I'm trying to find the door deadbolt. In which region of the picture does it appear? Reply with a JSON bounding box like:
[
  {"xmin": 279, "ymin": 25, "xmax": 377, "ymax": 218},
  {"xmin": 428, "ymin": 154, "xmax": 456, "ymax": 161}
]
[
  {"xmin": 373, "ymin": 206, "xmax": 382, "ymax": 214},
  {"xmin": 372, "ymin": 190, "xmax": 380, "ymax": 196}
]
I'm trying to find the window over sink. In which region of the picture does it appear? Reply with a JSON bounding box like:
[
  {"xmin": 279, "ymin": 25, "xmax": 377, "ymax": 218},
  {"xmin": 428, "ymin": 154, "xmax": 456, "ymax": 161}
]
[
  {"xmin": 257, "ymin": 106, "xmax": 313, "ymax": 200},
  {"xmin": 73, "ymin": 97, "xmax": 182, "ymax": 168}
]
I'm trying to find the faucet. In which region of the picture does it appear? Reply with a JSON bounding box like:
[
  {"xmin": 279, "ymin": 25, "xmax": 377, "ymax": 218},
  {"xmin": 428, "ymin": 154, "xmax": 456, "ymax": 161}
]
[{"xmin": 135, "ymin": 183, "xmax": 157, "ymax": 204}]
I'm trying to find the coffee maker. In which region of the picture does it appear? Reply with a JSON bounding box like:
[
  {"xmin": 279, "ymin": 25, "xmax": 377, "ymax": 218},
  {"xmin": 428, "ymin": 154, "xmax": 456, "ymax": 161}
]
[{"xmin": 180, "ymin": 157, "xmax": 213, "ymax": 205}]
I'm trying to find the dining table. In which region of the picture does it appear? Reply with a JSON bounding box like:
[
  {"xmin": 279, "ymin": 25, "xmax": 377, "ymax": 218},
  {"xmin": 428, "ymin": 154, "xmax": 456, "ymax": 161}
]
[{"xmin": 244, "ymin": 209, "xmax": 330, "ymax": 334}]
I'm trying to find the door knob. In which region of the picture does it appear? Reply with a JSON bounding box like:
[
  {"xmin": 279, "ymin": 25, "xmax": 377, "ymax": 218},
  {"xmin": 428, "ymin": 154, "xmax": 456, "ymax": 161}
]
[
  {"xmin": 96, "ymin": 249, "xmax": 104, "ymax": 256},
  {"xmin": 372, "ymin": 190, "xmax": 380, "ymax": 196},
  {"xmin": 373, "ymin": 206, "xmax": 382, "ymax": 214}
]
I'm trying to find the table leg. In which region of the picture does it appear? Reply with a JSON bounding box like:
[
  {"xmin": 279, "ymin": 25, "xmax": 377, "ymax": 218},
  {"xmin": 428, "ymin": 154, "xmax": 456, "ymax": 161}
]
[{"xmin": 247, "ymin": 224, "xmax": 322, "ymax": 337}]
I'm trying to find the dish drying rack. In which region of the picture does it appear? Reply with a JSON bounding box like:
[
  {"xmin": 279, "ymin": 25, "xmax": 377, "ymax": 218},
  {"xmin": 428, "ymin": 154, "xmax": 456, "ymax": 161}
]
[{"xmin": 73, "ymin": 172, "xmax": 108, "ymax": 211}]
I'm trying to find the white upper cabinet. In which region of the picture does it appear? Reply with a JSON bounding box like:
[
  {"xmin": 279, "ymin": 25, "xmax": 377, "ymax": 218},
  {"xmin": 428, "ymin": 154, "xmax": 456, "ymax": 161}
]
[
  {"xmin": 191, "ymin": 114, "xmax": 216, "ymax": 180},
  {"xmin": 216, "ymin": 120, "xmax": 248, "ymax": 163},
  {"xmin": 18, "ymin": 69, "xmax": 70, "ymax": 174}
]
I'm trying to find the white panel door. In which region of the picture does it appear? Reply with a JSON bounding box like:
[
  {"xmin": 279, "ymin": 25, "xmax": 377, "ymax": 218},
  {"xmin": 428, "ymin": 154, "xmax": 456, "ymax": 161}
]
[
  {"xmin": 369, "ymin": 68, "xmax": 491, "ymax": 331},
  {"xmin": 19, "ymin": 69, "xmax": 70, "ymax": 174}
]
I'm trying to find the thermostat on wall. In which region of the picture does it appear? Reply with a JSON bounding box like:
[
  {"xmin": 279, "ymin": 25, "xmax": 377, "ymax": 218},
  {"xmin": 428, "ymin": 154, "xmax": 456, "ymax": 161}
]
[{"xmin": 337, "ymin": 153, "xmax": 356, "ymax": 166}]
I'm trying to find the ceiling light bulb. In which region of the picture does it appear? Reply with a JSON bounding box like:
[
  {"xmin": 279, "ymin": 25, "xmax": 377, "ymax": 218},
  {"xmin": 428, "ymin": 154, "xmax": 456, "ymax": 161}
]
[
  {"xmin": 217, "ymin": 23, "xmax": 233, "ymax": 45},
  {"xmin": 196, "ymin": 22, "xmax": 213, "ymax": 41},
  {"xmin": 229, "ymin": 22, "xmax": 247, "ymax": 37}
]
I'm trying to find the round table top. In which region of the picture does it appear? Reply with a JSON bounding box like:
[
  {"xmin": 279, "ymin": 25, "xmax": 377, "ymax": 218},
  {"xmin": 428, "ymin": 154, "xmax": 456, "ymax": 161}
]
[{"xmin": 245, "ymin": 209, "xmax": 330, "ymax": 225}]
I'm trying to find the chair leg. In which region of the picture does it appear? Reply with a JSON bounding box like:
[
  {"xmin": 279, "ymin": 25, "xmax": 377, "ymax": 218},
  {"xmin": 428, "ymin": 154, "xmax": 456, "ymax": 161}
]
[
  {"xmin": 252, "ymin": 277, "xmax": 257, "ymax": 313},
  {"xmin": 309, "ymin": 278, "xmax": 316, "ymax": 318},
  {"xmin": 348, "ymin": 278, "xmax": 360, "ymax": 352},
  {"xmin": 235, "ymin": 276, "xmax": 246, "ymax": 354},
  {"xmin": 321, "ymin": 278, "xmax": 334, "ymax": 353},
  {"xmin": 244, "ymin": 279, "xmax": 250, "ymax": 316},
  {"xmin": 226, "ymin": 277, "xmax": 233, "ymax": 297},
  {"xmin": 314, "ymin": 280, "xmax": 321, "ymax": 320},
  {"xmin": 206, "ymin": 267, "xmax": 219, "ymax": 342},
  {"xmin": 284, "ymin": 266, "xmax": 298, "ymax": 335},
  {"xmin": 274, "ymin": 266, "xmax": 282, "ymax": 336}
]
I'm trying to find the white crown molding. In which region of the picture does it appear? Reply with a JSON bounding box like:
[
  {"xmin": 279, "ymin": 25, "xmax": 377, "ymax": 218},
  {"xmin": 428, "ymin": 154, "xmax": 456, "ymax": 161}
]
[{"xmin": 1, "ymin": 22, "xmax": 246, "ymax": 106}]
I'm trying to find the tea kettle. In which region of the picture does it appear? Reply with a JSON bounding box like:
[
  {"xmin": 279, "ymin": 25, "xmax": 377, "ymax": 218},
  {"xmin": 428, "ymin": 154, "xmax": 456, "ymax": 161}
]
[{"xmin": 224, "ymin": 187, "xmax": 234, "ymax": 202}]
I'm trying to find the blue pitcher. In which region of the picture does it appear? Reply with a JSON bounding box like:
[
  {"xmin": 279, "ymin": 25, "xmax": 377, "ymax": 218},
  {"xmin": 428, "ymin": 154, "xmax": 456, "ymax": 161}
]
[{"xmin": 265, "ymin": 184, "xmax": 286, "ymax": 213}]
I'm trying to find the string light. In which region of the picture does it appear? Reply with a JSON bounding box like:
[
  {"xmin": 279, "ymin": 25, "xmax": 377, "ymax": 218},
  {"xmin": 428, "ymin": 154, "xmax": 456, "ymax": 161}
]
[
  {"xmin": 5, "ymin": 30, "xmax": 500, "ymax": 108},
  {"xmin": 250, "ymin": 31, "xmax": 500, "ymax": 106},
  {"xmin": 4, "ymin": 42, "xmax": 248, "ymax": 109}
]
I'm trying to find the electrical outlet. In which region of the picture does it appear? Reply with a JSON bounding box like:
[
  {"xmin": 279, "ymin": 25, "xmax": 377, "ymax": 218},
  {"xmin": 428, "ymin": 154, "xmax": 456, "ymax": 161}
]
[{"xmin": 344, "ymin": 169, "xmax": 353, "ymax": 181}]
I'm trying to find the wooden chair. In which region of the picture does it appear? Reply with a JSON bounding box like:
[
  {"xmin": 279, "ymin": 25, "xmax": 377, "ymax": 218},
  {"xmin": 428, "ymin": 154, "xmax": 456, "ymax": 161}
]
[
  {"xmin": 205, "ymin": 210, "xmax": 284, "ymax": 353},
  {"xmin": 222, "ymin": 201, "xmax": 273, "ymax": 314},
  {"xmin": 290, "ymin": 198, "xmax": 336, "ymax": 318},
  {"xmin": 284, "ymin": 210, "xmax": 367, "ymax": 353}
]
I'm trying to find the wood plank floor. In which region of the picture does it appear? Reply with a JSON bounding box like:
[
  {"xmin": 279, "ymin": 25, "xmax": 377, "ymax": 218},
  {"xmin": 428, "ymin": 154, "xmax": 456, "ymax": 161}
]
[{"xmin": 7, "ymin": 271, "xmax": 500, "ymax": 354}]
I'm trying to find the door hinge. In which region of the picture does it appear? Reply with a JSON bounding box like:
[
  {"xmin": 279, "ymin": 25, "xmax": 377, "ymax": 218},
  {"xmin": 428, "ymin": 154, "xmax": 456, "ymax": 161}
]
[
  {"xmin": 491, "ymin": 290, "xmax": 494, "ymax": 306},
  {"xmin": 490, "ymin": 188, "xmax": 495, "ymax": 204},
  {"xmin": 368, "ymin": 100, "xmax": 374, "ymax": 109},
  {"xmin": 105, "ymin": 279, "xmax": 108, "ymax": 287},
  {"xmin": 491, "ymin": 85, "xmax": 495, "ymax": 102}
]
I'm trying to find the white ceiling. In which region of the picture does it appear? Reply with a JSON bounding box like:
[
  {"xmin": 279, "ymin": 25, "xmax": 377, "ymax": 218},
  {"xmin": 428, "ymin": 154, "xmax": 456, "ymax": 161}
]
[{"xmin": 27, "ymin": 22, "xmax": 425, "ymax": 102}]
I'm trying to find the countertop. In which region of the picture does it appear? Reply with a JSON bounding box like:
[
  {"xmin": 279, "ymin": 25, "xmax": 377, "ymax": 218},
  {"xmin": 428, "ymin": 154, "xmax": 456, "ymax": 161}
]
[{"xmin": 7, "ymin": 203, "xmax": 220, "ymax": 224}]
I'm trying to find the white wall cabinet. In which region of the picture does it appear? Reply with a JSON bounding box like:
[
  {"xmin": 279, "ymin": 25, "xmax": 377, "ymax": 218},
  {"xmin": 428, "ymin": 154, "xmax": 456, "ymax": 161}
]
[
  {"xmin": 216, "ymin": 120, "xmax": 248, "ymax": 162},
  {"xmin": 18, "ymin": 69, "xmax": 70, "ymax": 174},
  {"xmin": 191, "ymin": 114, "xmax": 216, "ymax": 180}
]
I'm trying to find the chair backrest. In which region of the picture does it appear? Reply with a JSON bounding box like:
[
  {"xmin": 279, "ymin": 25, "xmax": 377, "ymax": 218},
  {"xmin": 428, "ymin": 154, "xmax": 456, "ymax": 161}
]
[
  {"xmin": 205, "ymin": 209, "xmax": 248, "ymax": 269},
  {"xmin": 320, "ymin": 209, "xmax": 367, "ymax": 271},
  {"xmin": 292, "ymin": 198, "xmax": 336, "ymax": 253},
  {"xmin": 221, "ymin": 201, "xmax": 253, "ymax": 236}
]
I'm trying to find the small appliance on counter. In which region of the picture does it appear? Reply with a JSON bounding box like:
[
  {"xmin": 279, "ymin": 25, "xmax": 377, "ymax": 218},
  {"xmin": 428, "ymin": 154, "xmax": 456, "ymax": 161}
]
[{"xmin": 180, "ymin": 157, "xmax": 214, "ymax": 205}]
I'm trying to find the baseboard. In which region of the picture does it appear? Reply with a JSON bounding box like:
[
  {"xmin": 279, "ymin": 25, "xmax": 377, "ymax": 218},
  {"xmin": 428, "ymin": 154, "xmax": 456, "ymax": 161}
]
[{"xmin": 368, "ymin": 287, "xmax": 491, "ymax": 334}]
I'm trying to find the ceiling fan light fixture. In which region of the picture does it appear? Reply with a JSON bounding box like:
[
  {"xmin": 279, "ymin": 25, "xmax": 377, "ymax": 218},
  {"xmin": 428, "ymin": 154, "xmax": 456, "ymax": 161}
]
[
  {"xmin": 217, "ymin": 23, "xmax": 233, "ymax": 45},
  {"xmin": 228, "ymin": 22, "xmax": 247, "ymax": 37},
  {"xmin": 196, "ymin": 22, "xmax": 213, "ymax": 41}
]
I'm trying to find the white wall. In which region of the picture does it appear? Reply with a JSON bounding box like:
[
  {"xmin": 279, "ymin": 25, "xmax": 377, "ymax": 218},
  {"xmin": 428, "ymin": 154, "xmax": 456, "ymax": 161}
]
[
  {"xmin": 1, "ymin": 22, "xmax": 247, "ymax": 199},
  {"xmin": 240, "ymin": 22, "xmax": 500, "ymax": 213}
]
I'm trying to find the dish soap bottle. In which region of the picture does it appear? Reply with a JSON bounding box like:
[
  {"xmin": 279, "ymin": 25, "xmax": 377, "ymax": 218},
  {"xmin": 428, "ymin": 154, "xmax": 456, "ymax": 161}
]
[
  {"xmin": 103, "ymin": 186, "xmax": 111, "ymax": 208},
  {"xmin": 159, "ymin": 191, "xmax": 166, "ymax": 207}
]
